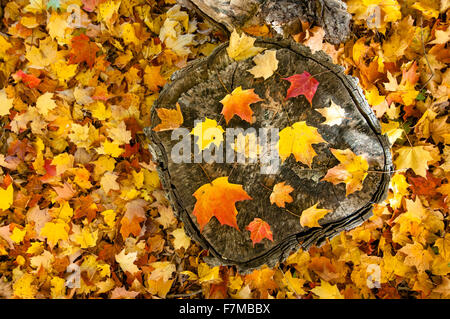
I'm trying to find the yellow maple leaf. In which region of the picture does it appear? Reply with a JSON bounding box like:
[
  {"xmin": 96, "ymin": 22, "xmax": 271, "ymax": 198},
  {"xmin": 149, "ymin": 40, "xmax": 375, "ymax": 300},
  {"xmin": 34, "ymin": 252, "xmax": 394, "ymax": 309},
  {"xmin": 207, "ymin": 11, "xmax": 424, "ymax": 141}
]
[
  {"xmin": 278, "ymin": 121, "xmax": 327, "ymax": 167},
  {"xmin": 365, "ymin": 85, "xmax": 388, "ymax": 118},
  {"xmin": 226, "ymin": 29, "xmax": 264, "ymax": 61},
  {"xmin": 0, "ymin": 184, "xmax": 14, "ymax": 211},
  {"xmin": 347, "ymin": 0, "xmax": 401, "ymax": 34},
  {"xmin": 322, "ymin": 148, "xmax": 369, "ymax": 196},
  {"xmin": 97, "ymin": 140, "xmax": 124, "ymax": 157},
  {"xmin": 115, "ymin": 248, "xmax": 139, "ymax": 274},
  {"xmin": 89, "ymin": 101, "xmax": 112, "ymax": 121},
  {"xmin": 0, "ymin": 89, "xmax": 14, "ymax": 117},
  {"xmin": 146, "ymin": 278, "xmax": 174, "ymax": 298},
  {"xmin": 24, "ymin": 0, "xmax": 46, "ymax": 13},
  {"xmin": 283, "ymin": 271, "xmax": 306, "ymax": 296},
  {"xmin": 434, "ymin": 234, "xmax": 450, "ymax": 260},
  {"xmin": 388, "ymin": 173, "xmax": 409, "ymax": 209},
  {"xmin": 93, "ymin": 155, "xmax": 116, "ymax": 176},
  {"xmin": 248, "ymin": 50, "xmax": 279, "ymax": 80},
  {"xmin": 52, "ymin": 60, "xmax": 78, "ymax": 84},
  {"xmin": 50, "ymin": 276, "xmax": 66, "ymax": 299},
  {"xmin": 198, "ymin": 263, "xmax": 222, "ymax": 284},
  {"xmin": 40, "ymin": 219, "xmax": 69, "ymax": 247},
  {"xmin": 0, "ymin": 35, "xmax": 12, "ymax": 60},
  {"xmin": 381, "ymin": 16, "xmax": 415, "ymax": 62},
  {"xmin": 412, "ymin": 0, "xmax": 440, "ymax": 18},
  {"xmin": 74, "ymin": 226, "xmax": 99, "ymax": 249},
  {"xmin": 399, "ymin": 242, "xmax": 433, "ymax": 272},
  {"xmin": 100, "ymin": 172, "xmax": 120, "ymax": 194},
  {"xmin": 25, "ymin": 37, "xmax": 58, "ymax": 69},
  {"xmin": 310, "ymin": 279, "xmax": 343, "ymax": 299},
  {"xmin": 13, "ymin": 273, "xmax": 37, "ymax": 299},
  {"xmin": 170, "ymin": 227, "xmax": 191, "ymax": 250},
  {"xmin": 300, "ymin": 203, "xmax": 331, "ymax": 228},
  {"xmin": 106, "ymin": 122, "xmax": 132, "ymax": 145},
  {"xmin": 51, "ymin": 152, "xmax": 74, "ymax": 175},
  {"xmin": 394, "ymin": 146, "xmax": 434, "ymax": 177},
  {"xmin": 101, "ymin": 209, "xmax": 116, "ymax": 228},
  {"xmin": 381, "ymin": 120, "xmax": 404, "ymax": 145},
  {"xmin": 36, "ymin": 92, "xmax": 57, "ymax": 117},
  {"xmin": 149, "ymin": 261, "xmax": 176, "ymax": 282},
  {"xmin": 191, "ymin": 117, "xmax": 225, "ymax": 151},
  {"xmin": 10, "ymin": 227, "xmax": 26, "ymax": 244}
]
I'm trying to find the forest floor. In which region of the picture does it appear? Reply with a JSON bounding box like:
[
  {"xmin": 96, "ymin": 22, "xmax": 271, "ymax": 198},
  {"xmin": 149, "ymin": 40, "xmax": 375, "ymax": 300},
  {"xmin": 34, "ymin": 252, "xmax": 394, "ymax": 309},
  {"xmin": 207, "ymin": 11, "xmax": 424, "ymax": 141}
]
[{"xmin": 0, "ymin": 0, "xmax": 448, "ymax": 299}]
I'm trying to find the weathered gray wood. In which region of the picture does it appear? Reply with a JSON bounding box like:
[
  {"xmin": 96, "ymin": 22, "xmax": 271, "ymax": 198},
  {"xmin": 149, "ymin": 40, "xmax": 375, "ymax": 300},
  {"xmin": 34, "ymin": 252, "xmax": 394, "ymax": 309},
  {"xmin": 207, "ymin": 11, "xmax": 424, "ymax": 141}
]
[
  {"xmin": 145, "ymin": 39, "xmax": 392, "ymax": 273},
  {"xmin": 178, "ymin": 0, "xmax": 351, "ymax": 44}
]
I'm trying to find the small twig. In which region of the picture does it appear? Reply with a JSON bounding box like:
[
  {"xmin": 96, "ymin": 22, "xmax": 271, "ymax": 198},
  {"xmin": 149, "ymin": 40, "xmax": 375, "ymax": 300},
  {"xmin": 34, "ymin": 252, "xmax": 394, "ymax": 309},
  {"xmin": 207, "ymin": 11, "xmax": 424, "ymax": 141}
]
[
  {"xmin": 166, "ymin": 289, "xmax": 203, "ymax": 299},
  {"xmin": 217, "ymin": 73, "xmax": 231, "ymax": 94},
  {"xmin": 284, "ymin": 208, "xmax": 301, "ymax": 218},
  {"xmin": 310, "ymin": 69, "xmax": 333, "ymax": 78},
  {"xmin": 259, "ymin": 182, "xmax": 272, "ymax": 192}
]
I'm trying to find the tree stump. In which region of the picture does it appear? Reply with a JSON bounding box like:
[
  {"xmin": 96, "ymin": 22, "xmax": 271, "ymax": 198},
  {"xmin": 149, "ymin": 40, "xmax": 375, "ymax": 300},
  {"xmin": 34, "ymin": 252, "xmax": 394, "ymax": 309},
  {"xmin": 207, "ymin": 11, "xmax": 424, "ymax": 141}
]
[
  {"xmin": 178, "ymin": 0, "xmax": 351, "ymax": 44},
  {"xmin": 145, "ymin": 39, "xmax": 393, "ymax": 273}
]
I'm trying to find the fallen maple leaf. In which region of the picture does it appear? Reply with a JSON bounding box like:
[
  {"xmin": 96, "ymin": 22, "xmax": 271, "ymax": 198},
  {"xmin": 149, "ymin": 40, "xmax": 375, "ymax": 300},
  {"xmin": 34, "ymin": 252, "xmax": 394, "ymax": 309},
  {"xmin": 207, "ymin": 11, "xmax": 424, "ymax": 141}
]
[
  {"xmin": 68, "ymin": 34, "xmax": 99, "ymax": 69},
  {"xmin": 14, "ymin": 70, "xmax": 41, "ymax": 88},
  {"xmin": 153, "ymin": 103, "xmax": 183, "ymax": 132},
  {"xmin": 322, "ymin": 148, "xmax": 369, "ymax": 196},
  {"xmin": 316, "ymin": 101, "xmax": 346, "ymax": 126},
  {"xmin": 0, "ymin": 89, "xmax": 14, "ymax": 117},
  {"xmin": 0, "ymin": 184, "xmax": 14, "ymax": 211},
  {"xmin": 394, "ymin": 146, "xmax": 434, "ymax": 177},
  {"xmin": 220, "ymin": 86, "xmax": 262, "ymax": 124},
  {"xmin": 115, "ymin": 248, "xmax": 139, "ymax": 274},
  {"xmin": 310, "ymin": 279, "xmax": 344, "ymax": 299},
  {"xmin": 269, "ymin": 182, "xmax": 294, "ymax": 208},
  {"xmin": 191, "ymin": 117, "xmax": 225, "ymax": 151},
  {"xmin": 278, "ymin": 121, "xmax": 327, "ymax": 167},
  {"xmin": 226, "ymin": 29, "xmax": 264, "ymax": 61},
  {"xmin": 299, "ymin": 203, "xmax": 331, "ymax": 228},
  {"xmin": 248, "ymin": 50, "xmax": 279, "ymax": 80},
  {"xmin": 170, "ymin": 228, "xmax": 191, "ymax": 250},
  {"xmin": 192, "ymin": 176, "xmax": 252, "ymax": 231},
  {"xmin": 246, "ymin": 218, "xmax": 274, "ymax": 246},
  {"xmin": 282, "ymin": 71, "xmax": 319, "ymax": 104},
  {"xmin": 143, "ymin": 65, "xmax": 166, "ymax": 92}
]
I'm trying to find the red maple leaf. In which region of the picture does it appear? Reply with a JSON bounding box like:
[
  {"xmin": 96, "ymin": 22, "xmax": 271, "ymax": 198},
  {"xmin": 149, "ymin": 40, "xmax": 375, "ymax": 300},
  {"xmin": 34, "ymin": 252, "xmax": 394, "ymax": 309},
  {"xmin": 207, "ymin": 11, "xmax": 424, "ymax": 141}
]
[
  {"xmin": 282, "ymin": 71, "xmax": 319, "ymax": 104},
  {"xmin": 69, "ymin": 34, "xmax": 100, "ymax": 68},
  {"xmin": 15, "ymin": 70, "xmax": 41, "ymax": 88},
  {"xmin": 245, "ymin": 218, "xmax": 273, "ymax": 246}
]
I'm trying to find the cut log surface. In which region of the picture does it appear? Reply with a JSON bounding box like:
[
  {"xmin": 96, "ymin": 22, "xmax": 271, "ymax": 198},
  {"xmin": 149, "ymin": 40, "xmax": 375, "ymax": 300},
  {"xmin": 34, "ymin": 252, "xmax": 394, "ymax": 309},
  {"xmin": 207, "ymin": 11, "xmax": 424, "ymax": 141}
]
[
  {"xmin": 145, "ymin": 39, "xmax": 393, "ymax": 273},
  {"xmin": 179, "ymin": 0, "xmax": 351, "ymax": 43}
]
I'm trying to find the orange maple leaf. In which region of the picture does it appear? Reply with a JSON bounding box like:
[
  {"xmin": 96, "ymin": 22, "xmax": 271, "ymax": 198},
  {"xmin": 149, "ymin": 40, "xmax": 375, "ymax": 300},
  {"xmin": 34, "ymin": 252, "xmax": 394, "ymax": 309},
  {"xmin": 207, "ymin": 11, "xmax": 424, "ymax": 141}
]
[
  {"xmin": 246, "ymin": 218, "xmax": 273, "ymax": 246},
  {"xmin": 153, "ymin": 103, "xmax": 183, "ymax": 132},
  {"xmin": 192, "ymin": 176, "xmax": 252, "ymax": 231},
  {"xmin": 14, "ymin": 70, "xmax": 41, "ymax": 88},
  {"xmin": 269, "ymin": 182, "xmax": 294, "ymax": 208},
  {"xmin": 220, "ymin": 86, "xmax": 262, "ymax": 124},
  {"xmin": 120, "ymin": 216, "xmax": 145, "ymax": 239},
  {"xmin": 69, "ymin": 34, "xmax": 100, "ymax": 69}
]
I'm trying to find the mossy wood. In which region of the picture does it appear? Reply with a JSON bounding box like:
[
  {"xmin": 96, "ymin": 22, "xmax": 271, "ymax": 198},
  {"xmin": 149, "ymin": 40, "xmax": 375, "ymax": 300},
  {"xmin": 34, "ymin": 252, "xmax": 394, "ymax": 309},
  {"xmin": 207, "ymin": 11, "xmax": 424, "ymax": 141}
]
[{"xmin": 145, "ymin": 39, "xmax": 393, "ymax": 273}]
